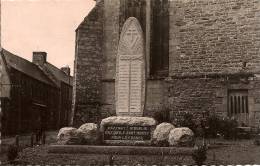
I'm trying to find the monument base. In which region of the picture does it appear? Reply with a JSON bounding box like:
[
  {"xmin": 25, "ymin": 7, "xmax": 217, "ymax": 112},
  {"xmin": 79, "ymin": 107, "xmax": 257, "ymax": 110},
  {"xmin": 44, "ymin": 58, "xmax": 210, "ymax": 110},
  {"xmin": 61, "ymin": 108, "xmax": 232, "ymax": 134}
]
[
  {"xmin": 100, "ymin": 116, "xmax": 156, "ymax": 146},
  {"xmin": 48, "ymin": 145, "xmax": 194, "ymax": 155}
]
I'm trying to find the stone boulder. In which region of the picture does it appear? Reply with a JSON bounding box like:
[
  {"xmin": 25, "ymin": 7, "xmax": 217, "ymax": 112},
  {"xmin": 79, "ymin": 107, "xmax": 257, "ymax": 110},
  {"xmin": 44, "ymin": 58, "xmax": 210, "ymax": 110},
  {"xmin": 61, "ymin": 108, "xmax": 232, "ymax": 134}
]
[
  {"xmin": 152, "ymin": 123, "xmax": 175, "ymax": 146},
  {"xmin": 168, "ymin": 127, "xmax": 194, "ymax": 147},
  {"xmin": 57, "ymin": 127, "xmax": 84, "ymax": 145},
  {"xmin": 78, "ymin": 123, "xmax": 98, "ymax": 145}
]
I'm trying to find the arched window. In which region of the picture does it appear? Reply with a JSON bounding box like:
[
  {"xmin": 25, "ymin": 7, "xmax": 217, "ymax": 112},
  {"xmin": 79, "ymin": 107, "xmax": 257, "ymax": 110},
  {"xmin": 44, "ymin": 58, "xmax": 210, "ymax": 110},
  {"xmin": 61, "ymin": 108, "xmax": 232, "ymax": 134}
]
[
  {"xmin": 120, "ymin": 0, "xmax": 146, "ymax": 33},
  {"xmin": 150, "ymin": 0, "xmax": 169, "ymax": 77}
]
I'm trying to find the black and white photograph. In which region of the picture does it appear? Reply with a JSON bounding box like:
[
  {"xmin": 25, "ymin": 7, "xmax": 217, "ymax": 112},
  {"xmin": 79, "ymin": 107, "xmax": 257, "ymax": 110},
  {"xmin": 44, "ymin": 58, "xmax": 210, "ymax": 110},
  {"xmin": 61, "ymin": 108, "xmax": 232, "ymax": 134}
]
[{"xmin": 0, "ymin": 0, "xmax": 260, "ymax": 165}]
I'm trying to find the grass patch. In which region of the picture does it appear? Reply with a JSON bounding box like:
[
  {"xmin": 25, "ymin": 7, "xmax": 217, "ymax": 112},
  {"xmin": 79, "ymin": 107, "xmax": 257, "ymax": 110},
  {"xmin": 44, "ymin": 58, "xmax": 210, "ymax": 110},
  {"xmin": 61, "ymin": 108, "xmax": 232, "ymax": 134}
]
[{"xmin": 12, "ymin": 139, "xmax": 260, "ymax": 165}]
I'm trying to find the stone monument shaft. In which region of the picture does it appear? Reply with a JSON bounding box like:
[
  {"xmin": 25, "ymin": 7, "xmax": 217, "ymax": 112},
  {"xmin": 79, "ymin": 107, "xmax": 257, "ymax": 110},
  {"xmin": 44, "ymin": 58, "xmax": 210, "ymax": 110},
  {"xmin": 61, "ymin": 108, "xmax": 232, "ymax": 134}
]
[{"xmin": 116, "ymin": 17, "xmax": 145, "ymax": 117}]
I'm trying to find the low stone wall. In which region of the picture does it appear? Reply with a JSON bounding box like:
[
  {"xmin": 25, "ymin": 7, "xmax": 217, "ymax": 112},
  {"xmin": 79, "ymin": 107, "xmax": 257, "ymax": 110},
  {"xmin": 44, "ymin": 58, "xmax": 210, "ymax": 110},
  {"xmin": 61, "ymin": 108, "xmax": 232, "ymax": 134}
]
[{"xmin": 48, "ymin": 145, "xmax": 194, "ymax": 156}]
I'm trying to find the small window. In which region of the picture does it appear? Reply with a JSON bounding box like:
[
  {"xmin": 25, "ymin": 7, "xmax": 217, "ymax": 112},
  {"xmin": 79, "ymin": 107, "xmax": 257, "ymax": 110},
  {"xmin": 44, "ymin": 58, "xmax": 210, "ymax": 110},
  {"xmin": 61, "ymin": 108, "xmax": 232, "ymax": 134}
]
[{"xmin": 228, "ymin": 90, "xmax": 249, "ymax": 125}]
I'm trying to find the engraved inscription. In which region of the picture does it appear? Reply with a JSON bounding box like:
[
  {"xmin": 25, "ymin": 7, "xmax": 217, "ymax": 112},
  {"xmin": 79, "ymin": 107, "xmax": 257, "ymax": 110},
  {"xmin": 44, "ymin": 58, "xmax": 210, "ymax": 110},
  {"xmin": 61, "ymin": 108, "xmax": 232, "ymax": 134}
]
[
  {"xmin": 104, "ymin": 125, "xmax": 151, "ymax": 141},
  {"xmin": 118, "ymin": 60, "xmax": 130, "ymax": 112},
  {"xmin": 130, "ymin": 60, "xmax": 142, "ymax": 112},
  {"xmin": 116, "ymin": 17, "xmax": 145, "ymax": 116}
]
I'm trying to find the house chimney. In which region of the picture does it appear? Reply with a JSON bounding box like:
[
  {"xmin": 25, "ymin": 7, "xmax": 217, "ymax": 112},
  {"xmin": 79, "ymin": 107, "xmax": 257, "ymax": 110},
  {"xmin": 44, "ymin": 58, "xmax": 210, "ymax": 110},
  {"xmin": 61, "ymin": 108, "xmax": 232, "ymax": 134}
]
[
  {"xmin": 33, "ymin": 52, "xmax": 47, "ymax": 66},
  {"xmin": 61, "ymin": 66, "xmax": 70, "ymax": 76}
]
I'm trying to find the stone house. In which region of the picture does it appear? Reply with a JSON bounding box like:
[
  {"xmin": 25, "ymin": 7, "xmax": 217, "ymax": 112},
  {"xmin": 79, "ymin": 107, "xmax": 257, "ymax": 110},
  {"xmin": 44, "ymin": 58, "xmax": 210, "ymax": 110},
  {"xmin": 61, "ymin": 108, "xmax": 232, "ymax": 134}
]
[
  {"xmin": 0, "ymin": 49, "xmax": 73, "ymax": 136},
  {"xmin": 72, "ymin": 0, "xmax": 260, "ymax": 128}
]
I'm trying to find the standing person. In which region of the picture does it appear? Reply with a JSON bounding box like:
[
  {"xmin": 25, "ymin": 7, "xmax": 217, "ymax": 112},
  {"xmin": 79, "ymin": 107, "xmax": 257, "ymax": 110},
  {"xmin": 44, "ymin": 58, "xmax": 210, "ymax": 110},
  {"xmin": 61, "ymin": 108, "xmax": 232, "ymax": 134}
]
[
  {"xmin": 35, "ymin": 112, "xmax": 41, "ymax": 144},
  {"xmin": 39, "ymin": 109, "xmax": 47, "ymax": 144}
]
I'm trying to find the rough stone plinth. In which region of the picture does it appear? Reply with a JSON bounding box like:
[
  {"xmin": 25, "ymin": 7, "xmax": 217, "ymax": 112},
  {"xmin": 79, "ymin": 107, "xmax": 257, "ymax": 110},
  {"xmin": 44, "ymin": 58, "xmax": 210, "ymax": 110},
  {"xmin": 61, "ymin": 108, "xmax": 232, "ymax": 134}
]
[
  {"xmin": 152, "ymin": 123, "xmax": 175, "ymax": 146},
  {"xmin": 168, "ymin": 127, "xmax": 194, "ymax": 147},
  {"xmin": 100, "ymin": 116, "xmax": 156, "ymax": 146}
]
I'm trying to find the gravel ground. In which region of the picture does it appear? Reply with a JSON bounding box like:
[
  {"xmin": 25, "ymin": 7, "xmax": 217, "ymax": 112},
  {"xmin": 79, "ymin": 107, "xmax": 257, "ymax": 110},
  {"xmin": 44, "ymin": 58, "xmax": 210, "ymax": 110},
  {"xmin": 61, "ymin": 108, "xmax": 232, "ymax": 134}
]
[
  {"xmin": 2, "ymin": 139, "xmax": 260, "ymax": 165},
  {"xmin": 206, "ymin": 139, "xmax": 260, "ymax": 165}
]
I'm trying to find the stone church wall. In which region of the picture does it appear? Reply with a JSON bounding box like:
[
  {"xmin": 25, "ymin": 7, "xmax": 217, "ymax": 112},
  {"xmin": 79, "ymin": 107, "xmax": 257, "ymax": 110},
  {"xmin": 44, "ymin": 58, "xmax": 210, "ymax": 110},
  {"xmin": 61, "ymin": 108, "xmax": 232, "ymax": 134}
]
[
  {"xmin": 169, "ymin": 0, "xmax": 260, "ymax": 76},
  {"xmin": 72, "ymin": 1, "xmax": 104, "ymax": 127},
  {"xmin": 166, "ymin": 77, "xmax": 260, "ymax": 127},
  {"xmin": 102, "ymin": 0, "xmax": 120, "ymax": 79},
  {"xmin": 99, "ymin": 0, "xmax": 121, "ymax": 119},
  {"xmin": 144, "ymin": 80, "xmax": 168, "ymax": 117},
  {"xmin": 73, "ymin": 0, "xmax": 260, "ymax": 128},
  {"xmin": 167, "ymin": 0, "xmax": 260, "ymax": 127}
]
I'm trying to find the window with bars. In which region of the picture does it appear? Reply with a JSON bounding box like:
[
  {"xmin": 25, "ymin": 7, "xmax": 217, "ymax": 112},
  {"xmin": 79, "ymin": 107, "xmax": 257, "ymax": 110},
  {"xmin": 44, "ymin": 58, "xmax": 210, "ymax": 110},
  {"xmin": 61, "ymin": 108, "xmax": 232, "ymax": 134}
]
[{"xmin": 228, "ymin": 90, "xmax": 249, "ymax": 125}]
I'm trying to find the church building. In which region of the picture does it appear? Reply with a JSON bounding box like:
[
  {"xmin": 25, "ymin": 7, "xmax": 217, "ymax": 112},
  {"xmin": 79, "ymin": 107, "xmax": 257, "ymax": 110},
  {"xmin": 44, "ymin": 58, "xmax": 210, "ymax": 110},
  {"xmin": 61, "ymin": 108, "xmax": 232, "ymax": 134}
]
[{"xmin": 72, "ymin": 0, "xmax": 260, "ymax": 128}]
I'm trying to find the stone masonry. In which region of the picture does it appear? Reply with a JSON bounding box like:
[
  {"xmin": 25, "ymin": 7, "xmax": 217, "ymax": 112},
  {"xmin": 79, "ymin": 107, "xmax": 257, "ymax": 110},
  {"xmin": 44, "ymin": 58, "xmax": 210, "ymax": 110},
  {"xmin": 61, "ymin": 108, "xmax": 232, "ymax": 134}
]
[
  {"xmin": 72, "ymin": 1, "xmax": 104, "ymax": 127},
  {"xmin": 168, "ymin": 0, "xmax": 260, "ymax": 127},
  {"xmin": 73, "ymin": 0, "xmax": 260, "ymax": 128}
]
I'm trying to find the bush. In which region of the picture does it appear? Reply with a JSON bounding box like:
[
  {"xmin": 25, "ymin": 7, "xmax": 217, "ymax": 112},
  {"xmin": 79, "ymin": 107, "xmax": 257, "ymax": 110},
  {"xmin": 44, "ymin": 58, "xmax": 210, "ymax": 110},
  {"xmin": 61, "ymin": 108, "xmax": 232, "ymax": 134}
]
[
  {"xmin": 205, "ymin": 115, "xmax": 221, "ymax": 138},
  {"xmin": 204, "ymin": 115, "xmax": 239, "ymax": 139},
  {"xmin": 254, "ymin": 138, "xmax": 260, "ymax": 146},
  {"xmin": 177, "ymin": 112, "xmax": 198, "ymax": 135},
  {"xmin": 153, "ymin": 110, "xmax": 239, "ymax": 139},
  {"xmin": 152, "ymin": 108, "xmax": 171, "ymax": 124},
  {"xmin": 192, "ymin": 145, "xmax": 207, "ymax": 166},
  {"xmin": 7, "ymin": 145, "xmax": 19, "ymax": 162},
  {"xmin": 219, "ymin": 118, "xmax": 238, "ymax": 139}
]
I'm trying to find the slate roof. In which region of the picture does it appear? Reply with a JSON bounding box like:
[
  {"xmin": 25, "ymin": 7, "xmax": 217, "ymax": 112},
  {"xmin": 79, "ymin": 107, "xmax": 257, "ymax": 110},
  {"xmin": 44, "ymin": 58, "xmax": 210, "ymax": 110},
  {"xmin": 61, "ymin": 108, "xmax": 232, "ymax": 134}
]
[
  {"xmin": 44, "ymin": 62, "xmax": 73, "ymax": 86},
  {"xmin": 1, "ymin": 49, "xmax": 55, "ymax": 87}
]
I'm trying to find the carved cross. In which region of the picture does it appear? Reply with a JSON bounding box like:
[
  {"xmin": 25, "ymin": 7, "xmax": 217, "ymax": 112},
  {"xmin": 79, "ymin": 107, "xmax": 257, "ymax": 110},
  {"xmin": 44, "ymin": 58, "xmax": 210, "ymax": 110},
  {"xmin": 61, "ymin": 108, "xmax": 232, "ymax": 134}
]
[{"xmin": 125, "ymin": 27, "xmax": 139, "ymax": 49}]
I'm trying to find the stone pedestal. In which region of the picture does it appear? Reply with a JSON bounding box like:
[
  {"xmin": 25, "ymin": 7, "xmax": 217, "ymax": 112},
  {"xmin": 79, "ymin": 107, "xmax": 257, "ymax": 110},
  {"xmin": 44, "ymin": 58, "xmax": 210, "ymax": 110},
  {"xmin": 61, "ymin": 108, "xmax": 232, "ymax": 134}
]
[
  {"xmin": 100, "ymin": 116, "xmax": 156, "ymax": 146},
  {"xmin": 102, "ymin": 17, "xmax": 152, "ymax": 146}
]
